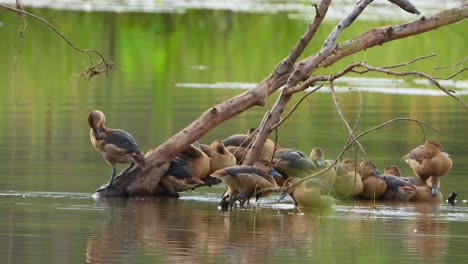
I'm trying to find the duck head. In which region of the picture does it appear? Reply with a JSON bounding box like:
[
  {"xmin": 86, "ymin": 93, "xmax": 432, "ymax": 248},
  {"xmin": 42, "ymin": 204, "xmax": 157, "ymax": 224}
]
[
  {"xmin": 88, "ymin": 110, "xmax": 106, "ymax": 140},
  {"xmin": 310, "ymin": 147, "xmax": 325, "ymax": 166}
]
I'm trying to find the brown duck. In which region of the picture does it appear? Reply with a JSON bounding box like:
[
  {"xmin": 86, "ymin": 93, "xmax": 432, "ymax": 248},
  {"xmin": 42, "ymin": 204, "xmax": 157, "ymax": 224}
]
[
  {"xmin": 88, "ymin": 110, "xmax": 145, "ymax": 192},
  {"xmin": 403, "ymin": 140, "xmax": 452, "ymax": 196}
]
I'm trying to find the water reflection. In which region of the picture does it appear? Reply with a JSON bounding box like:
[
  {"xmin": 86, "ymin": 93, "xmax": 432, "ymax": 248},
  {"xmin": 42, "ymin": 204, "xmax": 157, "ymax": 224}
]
[{"xmin": 81, "ymin": 196, "xmax": 461, "ymax": 263}]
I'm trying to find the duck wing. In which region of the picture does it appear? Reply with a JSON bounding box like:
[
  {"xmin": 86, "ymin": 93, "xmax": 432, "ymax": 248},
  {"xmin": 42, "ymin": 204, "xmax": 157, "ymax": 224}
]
[{"xmin": 105, "ymin": 129, "xmax": 141, "ymax": 153}]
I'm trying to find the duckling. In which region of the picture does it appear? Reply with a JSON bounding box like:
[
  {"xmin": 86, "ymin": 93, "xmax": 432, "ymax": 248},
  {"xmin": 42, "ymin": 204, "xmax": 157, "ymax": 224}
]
[
  {"xmin": 309, "ymin": 147, "xmax": 336, "ymax": 185},
  {"xmin": 333, "ymin": 158, "xmax": 364, "ymax": 196},
  {"xmin": 359, "ymin": 160, "xmax": 387, "ymax": 199},
  {"xmin": 211, "ymin": 160, "xmax": 282, "ymax": 208},
  {"xmin": 222, "ymin": 128, "xmax": 277, "ymax": 164},
  {"xmin": 278, "ymin": 177, "xmax": 337, "ymax": 209},
  {"xmin": 272, "ymin": 148, "xmax": 316, "ymax": 184},
  {"xmin": 403, "ymin": 140, "xmax": 452, "ymax": 196},
  {"xmin": 159, "ymin": 156, "xmax": 205, "ymax": 197},
  {"xmin": 88, "ymin": 110, "xmax": 145, "ymax": 192}
]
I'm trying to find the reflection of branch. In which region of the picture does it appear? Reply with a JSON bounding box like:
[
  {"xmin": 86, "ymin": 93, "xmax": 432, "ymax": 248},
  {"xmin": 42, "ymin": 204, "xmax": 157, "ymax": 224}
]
[{"xmin": 1, "ymin": 3, "xmax": 113, "ymax": 79}]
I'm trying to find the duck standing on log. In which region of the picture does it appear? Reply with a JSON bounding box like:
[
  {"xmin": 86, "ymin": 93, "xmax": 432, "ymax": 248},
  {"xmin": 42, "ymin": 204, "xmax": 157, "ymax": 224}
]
[
  {"xmin": 88, "ymin": 110, "xmax": 146, "ymax": 192},
  {"xmin": 403, "ymin": 140, "xmax": 452, "ymax": 196}
]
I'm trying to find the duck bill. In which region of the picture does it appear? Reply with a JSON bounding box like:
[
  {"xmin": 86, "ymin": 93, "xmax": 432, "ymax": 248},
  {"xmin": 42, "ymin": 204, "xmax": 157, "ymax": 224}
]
[
  {"xmin": 93, "ymin": 127, "xmax": 100, "ymax": 140},
  {"xmin": 277, "ymin": 191, "xmax": 288, "ymax": 202},
  {"xmin": 317, "ymin": 157, "xmax": 325, "ymax": 167},
  {"xmin": 269, "ymin": 168, "xmax": 283, "ymax": 181},
  {"xmin": 431, "ymin": 175, "xmax": 439, "ymax": 196}
]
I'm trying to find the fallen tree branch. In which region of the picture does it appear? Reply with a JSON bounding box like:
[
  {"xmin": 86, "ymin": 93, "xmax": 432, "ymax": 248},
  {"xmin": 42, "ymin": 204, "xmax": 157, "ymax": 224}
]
[
  {"xmin": 95, "ymin": 2, "xmax": 467, "ymax": 197},
  {"xmin": 244, "ymin": 0, "xmax": 374, "ymax": 165}
]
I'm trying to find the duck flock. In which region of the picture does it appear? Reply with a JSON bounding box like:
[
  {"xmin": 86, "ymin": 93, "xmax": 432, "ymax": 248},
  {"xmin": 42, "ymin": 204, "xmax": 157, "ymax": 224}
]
[{"xmin": 88, "ymin": 110, "xmax": 453, "ymax": 209}]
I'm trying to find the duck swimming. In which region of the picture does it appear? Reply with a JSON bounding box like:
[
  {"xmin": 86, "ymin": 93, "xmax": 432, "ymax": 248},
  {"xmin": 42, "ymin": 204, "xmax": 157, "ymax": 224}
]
[
  {"xmin": 403, "ymin": 140, "xmax": 452, "ymax": 196},
  {"xmin": 88, "ymin": 110, "xmax": 145, "ymax": 192}
]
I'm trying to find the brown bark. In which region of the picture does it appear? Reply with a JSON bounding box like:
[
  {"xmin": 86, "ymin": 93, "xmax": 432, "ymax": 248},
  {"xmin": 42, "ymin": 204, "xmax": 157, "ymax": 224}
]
[{"xmin": 96, "ymin": 2, "xmax": 468, "ymax": 197}]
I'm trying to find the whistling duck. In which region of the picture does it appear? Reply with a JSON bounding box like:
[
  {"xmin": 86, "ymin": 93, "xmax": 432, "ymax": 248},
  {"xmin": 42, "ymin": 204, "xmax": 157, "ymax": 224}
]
[
  {"xmin": 403, "ymin": 140, "xmax": 452, "ymax": 196},
  {"xmin": 200, "ymin": 140, "xmax": 237, "ymax": 186},
  {"xmin": 359, "ymin": 160, "xmax": 387, "ymax": 199},
  {"xmin": 380, "ymin": 165, "xmax": 415, "ymax": 201},
  {"xmin": 178, "ymin": 142, "xmax": 210, "ymax": 180},
  {"xmin": 200, "ymin": 140, "xmax": 237, "ymax": 174},
  {"xmin": 88, "ymin": 110, "xmax": 145, "ymax": 192},
  {"xmin": 381, "ymin": 174, "xmax": 416, "ymax": 201},
  {"xmin": 272, "ymin": 148, "xmax": 316, "ymax": 184},
  {"xmin": 159, "ymin": 156, "xmax": 204, "ymax": 197},
  {"xmin": 333, "ymin": 158, "xmax": 364, "ymax": 196},
  {"xmin": 222, "ymin": 128, "xmax": 278, "ymax": 164},
  {"xmin": 383, "ymin": 165, "xmax": 402, "ymax": 177},
  {"xmin": 309, "ymin": 147, "xmax": 336, "ymax": 185},
  {"xmin": 211, "ymin": 160, "xmax": 282, "ymax": 208},
  {"xmin": 403, "ymin": 176, "xmax": 443, "ymax": 202},
  {"xmin": 278, "ymin": 177, "xmax": 337, "ymax": 209}
]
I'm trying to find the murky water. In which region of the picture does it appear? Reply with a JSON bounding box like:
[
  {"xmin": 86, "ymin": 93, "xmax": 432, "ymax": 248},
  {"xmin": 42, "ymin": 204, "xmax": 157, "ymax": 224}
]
[{"xmin": 0, "ymin": 1, "xmax": 467, "ymax": 263}]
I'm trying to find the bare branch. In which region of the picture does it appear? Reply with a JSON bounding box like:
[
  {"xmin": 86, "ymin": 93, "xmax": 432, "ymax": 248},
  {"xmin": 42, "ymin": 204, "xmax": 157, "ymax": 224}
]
[
  {"xmin": 1, "ymin": 3, "xmax": 113, "ymax": 79},
  {"xmin": 434, "ymin": 56, "xmax": 468, "ymax": 70},
  {"xmin": 435, "ymin": 66, "xmax": 468, "ymax": 80},
  {"xmin": 329, "ymin": 82, "xmax": 367, "ymax": 156},
  {"xmin": 245, "ymin": 0, "xmax": 374, "ymax": 165},
  {"xmin": 271, "ymin": 85, "xmax": 323, "ymax": 131},
  {"xmin": 382, "ymin": 53, "xmax": 436, "ymax": 69},
  {"xmin": 388, "ymin": 0, "xmax": 420, "ymax": 15},
  {"xmin": 287, "ymin": 61, "xmax": 467, "ymax": 108}
]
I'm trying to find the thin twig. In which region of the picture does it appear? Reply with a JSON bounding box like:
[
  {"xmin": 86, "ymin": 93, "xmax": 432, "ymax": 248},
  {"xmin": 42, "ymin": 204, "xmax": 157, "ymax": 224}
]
[
  {"xmin": 329, "ymin": 82, "xmax": 367, "ymax": 157},
  {"xmin": 381, "ymin": 53, "xmax": 436, "ymax": 69},
  {"xmin": 271, "ymin": 85, "xmax": 323, "ymax": 131},
  {"xmin": 287, "ymin": 61, "xmax": 467, "ymax": 108},
  {"xmin": 436, "ymin": 66, "xmax": 468, "ymax": 80},
  {"xmin": 434, "ymin": 56, "xmax": 468, "ymax": 70},
  {"xmin": 1, "ymin": 3, "xmax": 113, "ymax": 79}
]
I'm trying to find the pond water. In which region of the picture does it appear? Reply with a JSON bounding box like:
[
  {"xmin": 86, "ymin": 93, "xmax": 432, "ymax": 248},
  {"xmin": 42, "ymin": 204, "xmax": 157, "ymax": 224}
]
[{"xmin": 0, "ymin": 1, "xmax": 467, "ymax": 263}]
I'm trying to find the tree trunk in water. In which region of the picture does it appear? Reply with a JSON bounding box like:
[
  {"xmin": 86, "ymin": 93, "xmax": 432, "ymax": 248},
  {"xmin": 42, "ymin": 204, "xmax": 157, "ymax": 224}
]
[{"xmin": 96, "ymin": 2, "xmax": 468, "ymax": 197}]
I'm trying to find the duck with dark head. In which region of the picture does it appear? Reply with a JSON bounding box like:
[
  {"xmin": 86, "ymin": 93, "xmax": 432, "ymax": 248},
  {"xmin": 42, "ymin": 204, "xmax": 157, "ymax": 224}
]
[{"xmin": 88, "ymin": 110, "xmax": 146, "ymax": 192}]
